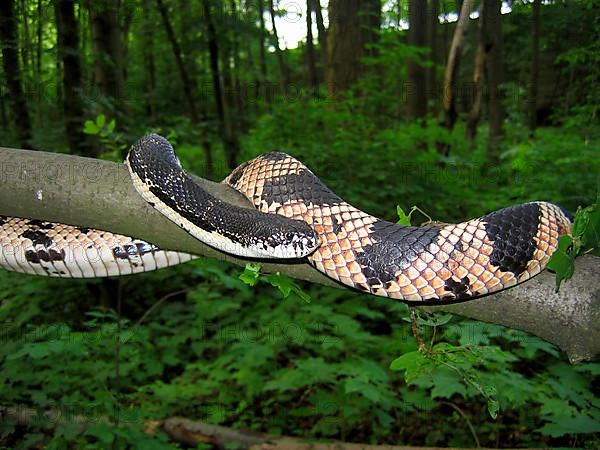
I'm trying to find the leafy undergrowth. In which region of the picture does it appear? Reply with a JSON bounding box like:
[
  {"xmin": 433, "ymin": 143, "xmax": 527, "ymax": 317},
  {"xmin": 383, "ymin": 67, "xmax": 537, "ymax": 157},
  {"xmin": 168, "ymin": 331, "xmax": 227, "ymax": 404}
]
[{"xmin": 1, "ymin": 256, "xmax": 598, "ymax": 448}]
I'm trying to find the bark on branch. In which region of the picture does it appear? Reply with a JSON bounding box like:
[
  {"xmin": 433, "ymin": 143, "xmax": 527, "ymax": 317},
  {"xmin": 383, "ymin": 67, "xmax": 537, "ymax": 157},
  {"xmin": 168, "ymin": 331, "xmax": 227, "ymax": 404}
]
[{"xmin": 0, "ymin": 146, "xmax": 598, "ymax": 362}]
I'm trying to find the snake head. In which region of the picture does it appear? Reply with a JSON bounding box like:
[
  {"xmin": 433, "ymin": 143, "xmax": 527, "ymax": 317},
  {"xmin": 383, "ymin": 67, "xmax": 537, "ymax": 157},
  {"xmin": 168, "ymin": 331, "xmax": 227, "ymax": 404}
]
[{"xmin": 256, "ymin": 220, "xmax": 320, "ymax": 259}]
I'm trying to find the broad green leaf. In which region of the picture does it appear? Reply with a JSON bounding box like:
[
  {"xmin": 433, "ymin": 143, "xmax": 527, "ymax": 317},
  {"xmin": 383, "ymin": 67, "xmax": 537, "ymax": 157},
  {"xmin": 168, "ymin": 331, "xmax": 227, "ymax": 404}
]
[
  {"xmin": 539, "ymin": 413, "xmax": 600, "ymax": 437},
  {"xmin": 430, "ymin": 367, "xmax": 467, "ymax": 398},
  {"xmin": 546, "ymin": 235, "xmax": 575, "ymax": 291},
  {"xmin": 389, "ymin": 350, "xmax": 429, "ymax": 382},
  {"xmin": 344, "ymin": 377, "xmax": 381, "ymax": 403}
]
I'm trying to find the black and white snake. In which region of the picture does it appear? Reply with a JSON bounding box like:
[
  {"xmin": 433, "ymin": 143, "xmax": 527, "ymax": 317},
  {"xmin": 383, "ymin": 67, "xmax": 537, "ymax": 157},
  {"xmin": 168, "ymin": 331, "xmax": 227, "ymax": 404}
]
[{"xmin": 0, "ymin": 134, "xmax": 572, "ymax": 302}]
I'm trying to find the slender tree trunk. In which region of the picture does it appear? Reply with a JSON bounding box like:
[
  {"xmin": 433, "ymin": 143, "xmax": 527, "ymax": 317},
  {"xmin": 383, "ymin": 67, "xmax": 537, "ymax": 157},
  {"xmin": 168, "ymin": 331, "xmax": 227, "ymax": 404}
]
[
  {"xmin": 142, "ymin": 0, "xmax": 156, "ymax": 121},
  {"xmin": 0, "ymin": 82, "xmax": 7, "ymax": 129},
  {"xmin": 256, "ymin": 0, "xmax": 271, "ymax": 106},
  {"xmin": 78, "ymin": 0, "xmax": 89, "ymax": 91},
  {"xmin": 19, "ymin": 0, "xmax": 32, "ymax": 83},
  {"xmin": 528, "ymin": 0, "xmax": 540, "ymax": 132},
  {"xmin": 177, "ymin": 0, "xmax": 198, "ymax": 86},
  {"xmin": 0, "ymin": 0, "xmax": 32, "ymax": 147},
  {"xmin": 156, "ymin": 0, "xmax": 214, "ymax": 177},
  {"xmin": 89, "ymin": 0, "xmax": 126, "ymax": 116},
  {"xmin": 120, "ymin": 2, "xmax": 134, "ymax": 83},
  {"xmin": 312, "ymin": 0, "xmax": 327, "ymax": 73},
  {"xmin": 408, "ymin": 0, "xmax": 428, "ymax": 119},
  {"xmin": 326, "ymin": 0, "xmax": 380, "ymax": 97},
  {"xmin": 466, "ymin": 2, "xmax": 486, "ymax": 143},
  {"xmin": 484, "ymin": 0, "xmax": 505, "ymax": 160},
  {"xmin": 268, "ymin": 0, "xmax": 287, "ymax": 96},
  {"xmin": 442, "ymin": 0, "xmax": 474, "ymax": 136},
  {"xmin": 202, "ymin": 0, "xmax": 239, "ymax": 169},
  {"xmin": 36, "ymin": 0, "xmax": 42, "ymax": 121},
  {"xmin": 155, "ymin": 0, "xmax": 199, "ymax": 124},
  {"xmin": 426, "ymin": 0, "xmax": 439, "ymax": 113},
  {"xmin": 229, "ymin": 0, "xmax": 247, "ymax": 131},
  {"xmin": 245, "ymin": 37, "xmax": 260, "ymax": 116},
  {"xmin": 55, "ymin": 0, "xmax": 91, "ymax": 156},
  {"xmin": 306, "ymin": 0, "xmax": 318, "ymax": 88}
]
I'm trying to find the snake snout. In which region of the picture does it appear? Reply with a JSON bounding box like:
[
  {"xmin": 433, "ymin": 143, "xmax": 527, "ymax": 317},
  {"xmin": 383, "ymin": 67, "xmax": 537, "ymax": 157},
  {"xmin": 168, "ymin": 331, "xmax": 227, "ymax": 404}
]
[{"xmin": 263, "ymin": 223, "xmax": 319, "ymax": 259}]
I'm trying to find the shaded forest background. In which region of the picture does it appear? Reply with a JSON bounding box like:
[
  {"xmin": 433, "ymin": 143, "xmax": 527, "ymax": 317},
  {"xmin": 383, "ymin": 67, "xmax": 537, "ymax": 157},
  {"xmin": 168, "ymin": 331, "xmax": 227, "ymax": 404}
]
[{"xmin": 0, "ymin": 0, "xmax": 599, "ymax": 448}]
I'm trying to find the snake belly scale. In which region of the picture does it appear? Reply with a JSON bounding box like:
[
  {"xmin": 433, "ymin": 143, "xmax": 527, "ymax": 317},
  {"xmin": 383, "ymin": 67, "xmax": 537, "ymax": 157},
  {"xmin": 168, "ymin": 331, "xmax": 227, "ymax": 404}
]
[{"xmin": 0, "ymin": 134, "xmax": 572, "ymax": 303}]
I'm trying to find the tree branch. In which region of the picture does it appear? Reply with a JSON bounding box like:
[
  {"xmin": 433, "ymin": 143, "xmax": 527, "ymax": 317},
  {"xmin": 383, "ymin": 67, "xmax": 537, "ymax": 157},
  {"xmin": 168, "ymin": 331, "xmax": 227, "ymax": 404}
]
[{"xmin": 0, "ymin": 146, "xmax": 598, "ymax": 362}]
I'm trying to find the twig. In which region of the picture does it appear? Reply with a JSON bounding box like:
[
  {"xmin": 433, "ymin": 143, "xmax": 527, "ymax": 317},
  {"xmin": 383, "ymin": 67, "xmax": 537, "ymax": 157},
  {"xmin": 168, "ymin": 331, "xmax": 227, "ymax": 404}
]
[
  {"xmin": 409, "ymin": 307, "xmax": 426, "ymax": 351},
  {"xmin": 134, "ymin": 288, "xmax": 192, "ymax": 327},
  {"xmin": 439, "ymin": 401, "xmax": 481, "ymax": 448}
]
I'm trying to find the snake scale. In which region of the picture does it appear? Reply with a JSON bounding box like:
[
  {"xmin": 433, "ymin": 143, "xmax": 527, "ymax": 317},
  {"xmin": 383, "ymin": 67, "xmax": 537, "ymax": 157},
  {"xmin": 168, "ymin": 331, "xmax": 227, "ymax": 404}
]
[{"xmin": 0, "ymin": 134, "xmax": 572, "ymax": 303}]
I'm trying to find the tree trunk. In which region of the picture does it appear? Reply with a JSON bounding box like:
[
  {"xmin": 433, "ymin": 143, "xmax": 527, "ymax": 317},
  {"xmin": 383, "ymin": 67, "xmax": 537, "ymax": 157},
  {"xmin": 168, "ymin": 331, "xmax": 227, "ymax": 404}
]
[
  {"xmin": 256, "ymin": 0, "xmax": 271, "ymax": 106},
  {"xmin": 229, "ymin": 0, "xmax": 246, "ymax": 131},
  {"xmin": 1, "ymin": 145, "xmax": 598, "ymax": 363},
  {"xmin": 19, "ymin": 0, "xmax": 32, "ymax": 83},
  {"xmin": 466, "ymin": 2, "xmax": 486, "ymax": 143},
  {"xmin": 268, "ymin": 0, "xmax": 287, "ymax": 96},
  {"xmin": 0, "ymin": 0, "xmax": 32, "ymax": 148},
  {"xmin": 312, "ymin": 0, "xmax": 327, "ymax": 73},
  {"xmin": 156, "ymin": 0, "xmax": 214, "ymax": 177},
  {"xmin": 120, "ymin": 1, "xmax": 134, "ymax": 83},
  {"xmin": 55, "ymin": 0, "xmax": 91, "ymax": 156},
  {"xmin": 89, "ymin": 0, "xmax": 126, "ymax": 116},
  {"xmin": 528, "ymin": 0, "xmax": 540, "ymax": 132},
  {"xmin": 35, "ymin": 0, "xmax": 42, "ymax": 123},
  {"xmin": 306, "ymin": 0, "xmax": 319, "ymax": 88},
  {"xmin": 326, "ymin": 0, "xmax": 380, "ymax": 97},
  {"xmin": 426, "ymin": 0, "xmax": 439, "ymax": 113},
  {"xmin": 484, "ymin": 0, "xmax": 505, "ymax": 161},
  {"xmin": 408, "ymin": 0, "xmax": 428, "ymax": 119},
  {"xmin": 142, "ymin": 0, "xmax": 156, "ymax": 121},
  {"xmin": 442, "ymin": 0, "xmax": 474, "ymax": 136},
  {"xmin": 155, "ymin": 0, "xmax": 199, "ymax": 124},
  {"xmin": 202, "ymin": 0, "xmax": 239, "ymax": 169}
]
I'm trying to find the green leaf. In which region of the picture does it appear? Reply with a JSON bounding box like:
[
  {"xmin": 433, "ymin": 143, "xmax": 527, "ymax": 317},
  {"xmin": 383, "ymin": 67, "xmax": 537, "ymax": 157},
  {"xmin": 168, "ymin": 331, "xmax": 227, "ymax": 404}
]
[
  {"xmin": 239, "ymin": 263, "xmax": 261, "ymax": 286},
  {"xmin": 85, "ymin": 422, "xmax": 114, "ymax": 444},
  {"xmin": 396, "ymin": 206, "xmax": 412, "ymax": 225},
  {"xmin": 96, "ymin": 114, "xmax": 106, "ymax": 128},
  {"xmin": 546, "ymin": 235, "xmax": 575, "ymax": 291},
  {"xmin": 430, "ymin": 367, "xmax": 467, "ymax": 399},
  {"xmin": 539, "ymin": 413, "xmax": 600, "ymax": 437},
  {"xmin": 264, "ymin": 272, "xmax": 311, "ymax": 302},
  {"xmin": 106, "ymin": 119, "xmax": 116, "ymax": 134},
  {"xmin": 83, "ymin": 120, "xmax": 99, "ymax": 135},
  {"xmin": 487, "ymin": 397, "xmax": 500, "ymax": 419},
  {"xmin": 581, "ymin": 193, "xmax": 600, "ymax": 253},
  {"xmin": 344, "ymin": 377, "xmax": 381, "ymax": 403},
  {"xmin": 389, "ymin": 350, "xmax": 429, "ymax": 382}
]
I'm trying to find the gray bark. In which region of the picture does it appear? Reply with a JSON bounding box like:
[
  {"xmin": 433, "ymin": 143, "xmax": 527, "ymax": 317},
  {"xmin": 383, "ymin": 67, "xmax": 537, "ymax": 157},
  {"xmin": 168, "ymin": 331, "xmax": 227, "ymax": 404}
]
[{"xmin": 0, "ymin": 146, "xmax": 597, "ymax": 363}]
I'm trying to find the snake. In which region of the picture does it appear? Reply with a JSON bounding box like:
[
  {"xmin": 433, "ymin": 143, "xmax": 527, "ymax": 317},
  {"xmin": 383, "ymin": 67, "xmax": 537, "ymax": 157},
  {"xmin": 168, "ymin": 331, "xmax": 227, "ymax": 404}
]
[{"xmin": 0, "ymin": 134, "xmax": 572, "ymax": 303}]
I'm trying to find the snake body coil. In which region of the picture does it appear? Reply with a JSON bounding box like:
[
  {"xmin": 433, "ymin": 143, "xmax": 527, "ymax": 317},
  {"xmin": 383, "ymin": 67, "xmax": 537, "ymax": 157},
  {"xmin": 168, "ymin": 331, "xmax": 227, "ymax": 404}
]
[{"xmin": 0, "ymin": 134, "xmax": 572, "ymax": 303}]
